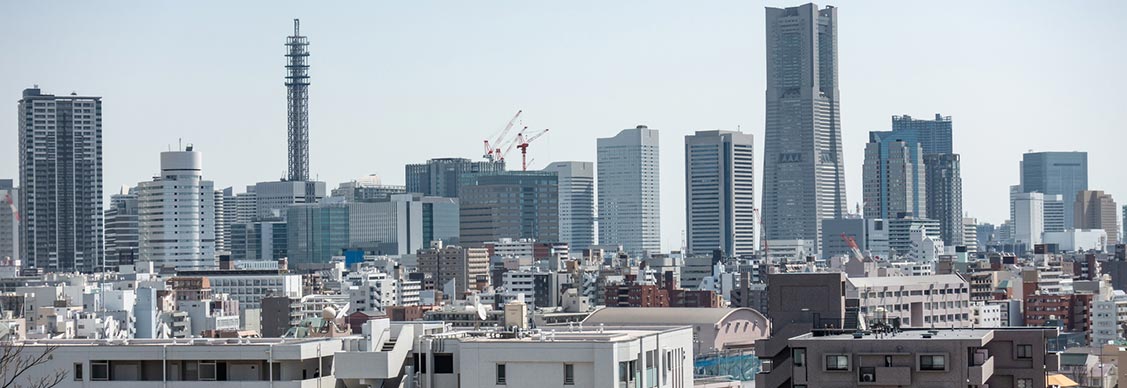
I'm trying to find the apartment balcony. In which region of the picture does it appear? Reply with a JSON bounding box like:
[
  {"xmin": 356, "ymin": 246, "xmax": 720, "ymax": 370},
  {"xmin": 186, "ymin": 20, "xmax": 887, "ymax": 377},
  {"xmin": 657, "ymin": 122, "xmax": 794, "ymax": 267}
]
[
  {"xmin": 334, "ymin": 325, "xmax": 414, "ymax": 381},
  {"xmin": 968, "ymin": 356, "xmax": 994, "ymax": 385}
]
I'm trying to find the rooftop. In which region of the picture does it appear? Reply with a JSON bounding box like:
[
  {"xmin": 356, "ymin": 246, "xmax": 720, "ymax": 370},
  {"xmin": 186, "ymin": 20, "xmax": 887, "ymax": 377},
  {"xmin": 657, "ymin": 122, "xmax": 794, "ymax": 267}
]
[
  {"xmin": 17, "ymin": 337, "xmax": 346, "ymax": 347},
  {"xmin": 450, "ymin": 325, "xmax": 689, "ymax": 344}
]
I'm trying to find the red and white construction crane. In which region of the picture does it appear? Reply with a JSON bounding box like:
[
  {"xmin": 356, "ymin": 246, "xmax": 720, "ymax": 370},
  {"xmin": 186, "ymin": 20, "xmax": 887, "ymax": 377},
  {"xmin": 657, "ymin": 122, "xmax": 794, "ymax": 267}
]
[
  {"xmin": 841, "ymin": 233, "xmax": 865, "ymax": 262},
  {"xmin": 483, "ymin": 110, "xmax": 522, "ymax": 162},
  {"xmin": 515, "ymin": 128, "xmax": 549, "ymax": 171}
]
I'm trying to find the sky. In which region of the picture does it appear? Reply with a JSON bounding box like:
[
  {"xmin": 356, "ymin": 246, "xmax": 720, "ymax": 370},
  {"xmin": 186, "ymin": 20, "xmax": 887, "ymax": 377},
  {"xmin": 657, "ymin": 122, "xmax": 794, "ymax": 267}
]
[{"xmin": 1, "ymin": 1, "xmax": 1125, "ymax": 251}]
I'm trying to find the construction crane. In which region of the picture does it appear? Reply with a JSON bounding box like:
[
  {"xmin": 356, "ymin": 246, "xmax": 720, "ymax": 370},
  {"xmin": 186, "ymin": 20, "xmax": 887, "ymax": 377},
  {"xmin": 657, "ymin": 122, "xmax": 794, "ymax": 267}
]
[
  {"xmin": 483, "ymin": 110, "xmax": 522, "ymax": 161},
  {"xmin": 841, "ymin": 233, "xmax": 865, "ymax": 262},
  {"xmin": 515, "ymin": 128, "xmax": 549, "ymax": 171}
]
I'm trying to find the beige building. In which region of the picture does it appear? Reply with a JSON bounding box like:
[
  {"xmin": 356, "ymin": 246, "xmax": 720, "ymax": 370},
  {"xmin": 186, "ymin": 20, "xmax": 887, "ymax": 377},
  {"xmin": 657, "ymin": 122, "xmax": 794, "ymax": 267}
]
[
  {"xmin": 761, "ymin": 328, "xmax": 1059, "ymax": 388},
  {"xmin": 583, "ymin": 307, "xmax": 770, "ymax": 355},
  {"xmin": 416, "ymin": 243, "xmax": 489, "ymax": 300},
  {"xmin": 1075, "ymin": 190, "xmax": 1120, "ymax": 245},
  {"xmin": 848, "ymin": 274, "xmax": 972, "ymax": 328}
]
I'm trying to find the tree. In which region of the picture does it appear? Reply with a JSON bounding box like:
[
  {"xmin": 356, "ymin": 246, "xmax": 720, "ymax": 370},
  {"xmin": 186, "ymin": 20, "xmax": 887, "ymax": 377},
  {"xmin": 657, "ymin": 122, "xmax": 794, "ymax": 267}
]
[{"xmin": 0, "ymin": 341, "xmax": 66, "ymax": 388}]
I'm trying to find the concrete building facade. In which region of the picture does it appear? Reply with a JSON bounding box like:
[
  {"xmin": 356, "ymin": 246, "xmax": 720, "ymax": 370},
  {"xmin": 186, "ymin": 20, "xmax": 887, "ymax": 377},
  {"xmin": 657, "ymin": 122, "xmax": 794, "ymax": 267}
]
[
  {"xmin": 542, "ymin": 161, "xmax": 596, "ymax": 250},
  {"xmin": 137, "ymin": 149, "xmax": 216, "ymax": 270},
  {"xmin": 1021, "ymin": 151, "xmax": 1088, "ymax": 229},
  {"xmin": 597, "ymin": 126, "xmax": 660, "ymax": 257},
  {"xmin": 684, "ymin": 130, "xmax": 756, "ymax": 257},
  {"xmin": 1075, "ymin": 190, "xmax": 1119, "ymax": 246}
]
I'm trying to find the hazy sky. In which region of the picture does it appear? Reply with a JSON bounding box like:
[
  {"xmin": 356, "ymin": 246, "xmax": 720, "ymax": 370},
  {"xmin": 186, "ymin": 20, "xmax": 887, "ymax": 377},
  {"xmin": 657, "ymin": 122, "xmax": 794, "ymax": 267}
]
[{"xmin": 2, "ymin": 1, "xmax": 1125, "ymax": 251}]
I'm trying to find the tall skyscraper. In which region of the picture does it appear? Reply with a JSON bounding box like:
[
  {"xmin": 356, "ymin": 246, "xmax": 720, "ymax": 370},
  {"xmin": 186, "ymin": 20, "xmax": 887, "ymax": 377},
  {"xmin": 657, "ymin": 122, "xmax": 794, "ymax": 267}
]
[
  {"xmin": 863, "ymin": 140, "xmax": 925, "ymax": 220},
  {"xmin": 762, "ymin": 4, "xmax": 846, "ymax": 255},
  {"xmin": 1075, "ymin": 190, "xmax": 1119, "ymax": 245},
  {"xmin": 542, "ymin": 161, "xmax": 596, "ymax": 250},
  {"xmin": 1021, "ymin": 151, "xmax": 1088, "ymax": 229},
  {"xmin": 890, "ymin": 114, "xmax": 953, "ymax": 155},
  {"xmin": 684, "ymin": 130, "xmax": 756, "ymax": 257},
  {"xmin": 405, "ymin": 158, "xmax": 506, "ymax": 198},
  {"xmin": 254, "ymin": 180, "xmax": 326, "ymax": 219},
  {"xmin": 924, "ymin": 153, "xmax": 963, "ymax": 246},
  {"xmin": 0, "ymin": 180, "xmax": 17, "ymax": 262},
  {"xmin": 597, "ymin": 126, "xmax": 660, "ymax": 257},
  {"xmin": 104, "ymin": 187, "xmax": 139, "ymax": 268},
  {"xmin": 286, "ymin": 19, "xmax": 311, "ymax": 182},
  {"xmin": 137, "ymin": 148, "xmax": 216, "ymax": 270},
  {"xmin": 217, "ymin": 187, "xmax": 238, "ymax": 255},
  {"xmin": 18, "ymin": 88, "xmax": 103, "ymax": 272},
  {"xmin": 459, "ymin": 171, "xmax": 559, "ymax": 245}
]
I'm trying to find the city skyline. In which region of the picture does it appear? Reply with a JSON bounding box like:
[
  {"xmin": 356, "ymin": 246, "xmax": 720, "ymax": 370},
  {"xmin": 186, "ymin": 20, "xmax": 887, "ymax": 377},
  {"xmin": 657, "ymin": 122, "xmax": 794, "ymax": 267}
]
[{"xmin": 2, "ymin": 2, "xmax": 1126, "ymax": 251}]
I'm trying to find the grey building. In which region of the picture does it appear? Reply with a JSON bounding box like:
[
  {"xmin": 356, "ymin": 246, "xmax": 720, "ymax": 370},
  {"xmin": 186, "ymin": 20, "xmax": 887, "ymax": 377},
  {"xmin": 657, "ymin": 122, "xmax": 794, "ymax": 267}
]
[
  {"xmin": 104, "ymin": 188, "xmax": 139, "ymax": 268},
  {"xmin": 762, "ymin": 4, "xmax": 847, "ymax": 255},
  {"xmin": 218, "ymin": 187, "xmax": 238, "ymax": 255},
  {"xmin": 542, "ymin": 161, "xmax": 596, "ymax": 250},
  {"xmin": 863, "ymin": 139, "xmax": 926, "ymax": 221},
  {"xmin": 890, "ymin": 113, "xmax": 953, "ymax": 155},
  {"xmin": 18, "ymin": 88, "xmax": 103, "ymax": 272},
  {"xmin": 1021, "ymin": 151, "xmax": 1088, "ymax": 229},
  {"xmin": 331, "ymin": 175, "xmax": 406, "ymax": 202},
  {"xmin": 0, "ymin": 180, "xmax": 17, "ymax": 262},
  {"xmin": 416, "ymin": 244, "xmax": 489, "ymax": 299},
  {"xmin": 684, "ymin": 130, "xmax": 756, "ymax": 257},
  {"xmin": 924, "ymin": 153, "xmax": 963, "ymax": 246},
  {"xmin": 230, "ymin": 217, "xmax": 288, "ymax": 261},
  {"xmin": 597, "ymin": 126, "xmax": 660, "ymax": 257},
  {"xmin": 1043, "ymin": 194, "xmax": 1066, "ymax": 233},
  {"xmin": 459, "ymin": 171, "xmax": 559, "ymax": 245},
  {"xmin": 405, "ymin": 157, "xmax": 505, "ymax": 198},
  {"xmin": 286, "ymin": 202, "xmax": 350, "ymax": 264},
  {"xmin": 888, "ymin": 215, "xmax": 941, "ymax": 256},
  {"xmin": 254, "ymin": 180, "xmax": 326, "ymax": 220},
  {"xmin": 822, "ymin": 218, "xmax": 866, "ymax": 259}
]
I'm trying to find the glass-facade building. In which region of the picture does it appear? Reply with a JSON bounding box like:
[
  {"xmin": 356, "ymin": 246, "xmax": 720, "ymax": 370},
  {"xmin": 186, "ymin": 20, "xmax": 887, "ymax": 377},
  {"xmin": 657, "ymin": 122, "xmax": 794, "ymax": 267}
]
[
  {"xmin": 405, "ymin": 158, "xmax": 506, "ymax": 198},
  {"xmin": 1020, "ymin": 151, "xmax": 1088, "ymax": 230},
  {"xmin": 459, "ymin": 171, "xmax": 559, "ymax": 245}
]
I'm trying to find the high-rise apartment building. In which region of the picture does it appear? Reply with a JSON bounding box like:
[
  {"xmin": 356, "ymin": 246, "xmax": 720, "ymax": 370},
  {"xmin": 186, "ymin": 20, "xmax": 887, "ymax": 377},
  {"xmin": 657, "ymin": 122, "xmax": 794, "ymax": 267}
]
[
  {"xmin": 0, "ymin": 180, "xmax": 17, "ymax": 262},
  {"xmin": 762, "ymin": 4, "xmax": 847, "ymax": 255},
  {"xmin": 416, "ymin": 243, "xmax": 489, "ymax": 300},
  {"xmin": 18, "ymin": 88, "xmax": 103, "ymax": 272},
  {"xmin": 405, "ymin": 158, "xmax": 506, "ymax": 198},
  {"xmin": 104, "ymin": 187, "xmax": 139, "ymax": 268},
  {"xmin": 459, "ymin": 171, "xmax": 559, "ymax": 245},
  {"xmin": 1075, "ymin": 190, "xmax": 1119, "ymax": 245},
  {"xmin": 1021, "ymin": 151, "xmax": 1088, "ymax": 229},
  {"xmin": 137, "ymin": 149, "xmax": 216, "ymax": 270},
  {"xmin": 863, "ymin": 140, "xmax": 925, "ymax": 220},
  {"xmin": 542, "ymin": 161, "xmax": 596, "ymax": 250},
  {"xmin": 684, "ymin": 130, "xmax": 756, "ymax": 257},
  {"xmin": 924, "ymin": 153, "xmax": 963, "ymax": 246},
  {"xmin": 597, "ymin": 126, "xmax": 660, "ymax": 257}
]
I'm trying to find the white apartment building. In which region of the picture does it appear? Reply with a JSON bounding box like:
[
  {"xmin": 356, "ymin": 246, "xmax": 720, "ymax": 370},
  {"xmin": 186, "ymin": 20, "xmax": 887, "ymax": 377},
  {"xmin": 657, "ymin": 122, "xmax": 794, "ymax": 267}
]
[
  {"xmin": 180, "ymin": 271, "xmax": 303, "ymax": 310},
  {"xmin": 20, "ymin": 337, "xmax": 341, "ymax": 386},
  {"xmin": 137, "ymin": 148, "xmax": 216, "ymax": 270}
]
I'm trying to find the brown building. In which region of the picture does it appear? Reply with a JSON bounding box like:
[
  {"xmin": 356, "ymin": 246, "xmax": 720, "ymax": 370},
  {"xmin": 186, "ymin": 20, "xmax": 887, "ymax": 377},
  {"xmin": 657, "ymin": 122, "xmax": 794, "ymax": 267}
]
[
  {"xmin": 759, "ymin": 328, "xmax": 1060, "ymax": 388},
  {"xmin": 416, "ymin": 243, "xmax": 489, "ymax": 300},
  {"xmin": 1075, "ymin": 190, "xmax": 1119, "ymax": 245},
  {"xmin": 603, "ymin": 274, "xmax": 724, "ymax": 308}
]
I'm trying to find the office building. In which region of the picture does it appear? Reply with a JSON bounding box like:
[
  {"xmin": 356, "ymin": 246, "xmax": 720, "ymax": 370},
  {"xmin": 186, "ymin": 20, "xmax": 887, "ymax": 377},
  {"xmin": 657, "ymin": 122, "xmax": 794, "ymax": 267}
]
[
  {"xmin": 889, "ymin": 113, "xmax": 953, "ymax": 155},
  {"xmin": 230, "ymin": 217, "xmax": 288, "ymax": 261},
  {"xmin": 286, "ymin": 202, "xmax": 349, "ymax": 264},
  {"xmin": 18, "ymin": 87, "xmax": 103, "ymax": 272},
  {"xmin": 848, "ymin": 274, "xmax": 971, "ymax": 328},
  {"xmin": 762, "ymin": 4, "xmax": 847, "ymax": 255},
  {"xmin": 542, "ymin": 161, "xmax": 596, "ymax": 250},
  {"xmin": 405, "ymin": 157, "xmax": 505, "ymax": 198},
  {"xmin": 234, "ymin": 187, "xmax": 257, "ymax": 225},
  {"xmin": 863, "ymin": 139, "xmax": 926, "ymax": 221},
  {"xmin": 217, "ymin": 187, "xmax": 237, "ymax": 254},
  {"xmin": 1075, "ymin": 190, "xmax": 1120, "ymax": 245},
  {"xmin": 1043, "ymin": 194, "xmax": 1066, "ymax": 234},
  {"xmin": 821, "ymin": 217, "xmax": 889, "ymax": 260},
  {"xmin": 137, "ymin": 148, "xmax": 217, "ymax": 270},
  {"xmin": 887, "ymin": 216, "xmax": 940, "ymax": 257},
  {"xmin": 331, "ymin": 174, "xmax": 405, "ymax": 202},
  {"xmin": 1013, "ymin": 192, "xmax": 1045, "ymax": 248},
  {"xmin": 684, "ymin": 130, "xmax": 756, "ymax": 257},
  {"xmin": 459, "ymin": 171, "xmax": 558, "ymax": 245},
  {"xmin": 104, "ymin": 187, "xmax": 139, "ymax": 268},
  {"xmin": 416, "ymin": 243, "xmax": 489, "ymax": 299},
  {"xmin": 597, "ymin": 126, "xmax": 660, "ymax": 257},
  {"xmin": 0, "ymin": 180, "xmax": 17, "ymax": 262},
  {"xmin": 924, "ymin": 153, "xmax": 963, "ymax": 246},
  {"xmin": 1021, "ymin": 151, "xmax": 1088, "ymax": 229},
  {"xmin": 254, "ymin": 180, "xmax": 326, "ymax": 220},
  {"xmin": 962, "ymin": 217, "xmax": 978, "ymax": 254}
]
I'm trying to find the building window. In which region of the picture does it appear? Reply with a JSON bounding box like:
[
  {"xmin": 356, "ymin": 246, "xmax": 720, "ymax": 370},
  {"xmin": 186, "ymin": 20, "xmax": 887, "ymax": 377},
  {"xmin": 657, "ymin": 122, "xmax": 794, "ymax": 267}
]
[
  {"xmin": 793, "ymin": 348, "xmax": 806, "ymax": 367},
  {"xmin": 1017, "ymin": 378, "xmax": 1034, "ymax": 388},
  {"xmin": 919, "ymin": 355, "xmax": 946, "ymax": 371},
  {"xmin": 1016, "ymin": 344, "xmax": 1033, "ymax": 359},
  {"xmin": 825, "ymin": 355, "xmax": 849, "ymax": 371},
  {"xmin": 434, "ymin": 354, "xmax": 454, "ymax": 374},
  {"xmin": 91, "ymin": 361, "xmax": 109, "ymax": 381},
  {"xmin": 73, "ymin": 363, "xmax": 84, "ymax": 381},
  {"xmin": 199, "ymin": 361, "xmax": 217, "ymax": 381},
  {"xmin": 564, "ymin": 364, "xmax": 575, "ymax": 385},
  {"xmin": 496, "ymin": 364, "xmax": 506, "ymax": 384}
]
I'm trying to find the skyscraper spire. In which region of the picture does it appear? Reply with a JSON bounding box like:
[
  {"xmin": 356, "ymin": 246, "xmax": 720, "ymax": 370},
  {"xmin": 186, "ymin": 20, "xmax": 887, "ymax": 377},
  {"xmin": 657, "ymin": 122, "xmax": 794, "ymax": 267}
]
[{"xmin": 285, "ymin": 18, "xmax": 310, "ymax": 182}]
